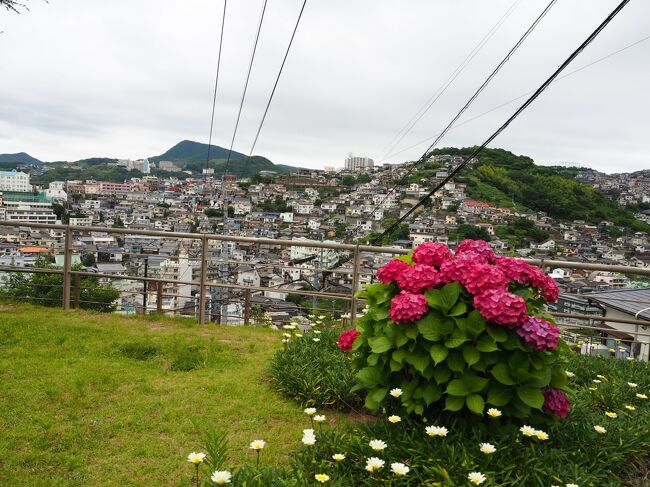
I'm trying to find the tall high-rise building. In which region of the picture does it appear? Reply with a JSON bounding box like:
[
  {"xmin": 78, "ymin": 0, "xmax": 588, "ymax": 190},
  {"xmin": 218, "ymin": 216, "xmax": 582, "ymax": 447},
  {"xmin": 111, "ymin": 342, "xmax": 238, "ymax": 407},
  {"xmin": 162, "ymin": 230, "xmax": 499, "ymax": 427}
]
[{"xmin": 344, "ymin": 153, "xmax": 374, "ymax": 171}]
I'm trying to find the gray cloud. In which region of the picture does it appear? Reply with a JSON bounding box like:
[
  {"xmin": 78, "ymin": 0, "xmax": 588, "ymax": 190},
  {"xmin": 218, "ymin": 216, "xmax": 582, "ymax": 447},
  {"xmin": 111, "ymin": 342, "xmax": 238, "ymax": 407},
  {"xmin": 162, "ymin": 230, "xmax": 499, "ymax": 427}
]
[{"xmin": 0, "ymin": 0, "xmax": 647, "ymax": 172}]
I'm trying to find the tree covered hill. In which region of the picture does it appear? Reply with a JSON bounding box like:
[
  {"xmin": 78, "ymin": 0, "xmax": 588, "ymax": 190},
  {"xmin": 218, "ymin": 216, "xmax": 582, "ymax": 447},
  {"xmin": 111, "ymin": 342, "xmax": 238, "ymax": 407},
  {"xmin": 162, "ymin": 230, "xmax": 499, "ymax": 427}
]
[
  {"xmin": 149, "ymin": 140, "xmax": 246, "ymax": 164},
  {"xmin": 0, "ymin": 152, "xmax": 42, "ymax": 166},
  {"xmin": 149, "ymin": 140, "xmax": 299, "ymax": 176},
  {"xmin": 429, "ymin": 147, "xmax": 649, "ymax": 232}
]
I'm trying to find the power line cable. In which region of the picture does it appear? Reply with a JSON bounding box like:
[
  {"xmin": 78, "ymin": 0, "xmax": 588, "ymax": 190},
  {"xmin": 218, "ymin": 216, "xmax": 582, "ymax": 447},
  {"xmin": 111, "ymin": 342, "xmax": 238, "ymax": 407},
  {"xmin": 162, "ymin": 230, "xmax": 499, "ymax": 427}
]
[
  {"xmin": 386, "ymin": 33, "xmax": 650, "ymax": 161},
  {"xmin": 378, "ymin": 0, "xmax": 523, "ymax": 162},
  {"xmin": 240, "ymin": 0, "xmax": 307, "ymax": 174},
  {"xmin": 204, "ymin": 0, "xmax": 228, "ymax": 191},
  {"xmin": 364, "ymin": 0, "xmax": 557, "ymax": 229},
  {"xmin": 377, "ymin": 0, "xmax": 631, "ymax": 243},
  {"xmin": 222, "ymin": 0, "xmax": 269, "ymax": 177}
]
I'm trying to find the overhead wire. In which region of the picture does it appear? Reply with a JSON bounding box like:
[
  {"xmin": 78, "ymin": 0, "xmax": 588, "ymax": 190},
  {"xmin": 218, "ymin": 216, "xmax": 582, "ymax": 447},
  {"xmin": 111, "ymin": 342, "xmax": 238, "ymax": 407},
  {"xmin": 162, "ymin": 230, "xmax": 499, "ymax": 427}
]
[
  {"xmin": 222, "ymin": 0, "xmax": 270, "ymax": 178},
  {"xmin": 385, "ymin": 33, "xmax": 650, "ymax": 161},
  {"xmin": 363, "ymin": 0, "xmax": 558, "ymax": 233},
  {"xmin": 243, "ymin": 0, "xmax": 308, "ymax": 166},
  {"xmin": 204, "ymin": 0, "xmax": 228, "ymax": 193},
  {"xmin": 377, "ymin": 0, "xmax": 523, "ymax": 162},
  {"xmin": 377, "ymin": 0, "xmax": 632, "ymax": 243}
]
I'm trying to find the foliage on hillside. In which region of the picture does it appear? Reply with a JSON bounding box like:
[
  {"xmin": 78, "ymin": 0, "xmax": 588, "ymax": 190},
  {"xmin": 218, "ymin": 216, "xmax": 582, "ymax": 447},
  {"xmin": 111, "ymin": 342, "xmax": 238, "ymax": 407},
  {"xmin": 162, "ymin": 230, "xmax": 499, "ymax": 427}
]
[
  {"xmin": 430, "ymin": 147, "xmax": 649, "ymax": 232},
  {"xmin": 0, "ymin": 151, "xmax": 42, "ymax": 165},
  {"xmin": 33, "ymin": 162, "xmax": 143, "ymax": 184},
  {"xmin": 184, "ymin": 155, "xmax": 291, "ymax": 178},
  {"xmin": 149, "ymin": 140, "xmax": 246, "ymax": 164}
]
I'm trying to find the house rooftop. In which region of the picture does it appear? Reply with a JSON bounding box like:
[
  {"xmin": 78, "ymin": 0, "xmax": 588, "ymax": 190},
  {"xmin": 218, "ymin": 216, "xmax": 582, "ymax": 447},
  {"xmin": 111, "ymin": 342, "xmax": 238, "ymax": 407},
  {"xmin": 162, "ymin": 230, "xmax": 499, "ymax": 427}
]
[{"xmin": 586, "ymin": 288, "xmax": 650, "ymax": 321}]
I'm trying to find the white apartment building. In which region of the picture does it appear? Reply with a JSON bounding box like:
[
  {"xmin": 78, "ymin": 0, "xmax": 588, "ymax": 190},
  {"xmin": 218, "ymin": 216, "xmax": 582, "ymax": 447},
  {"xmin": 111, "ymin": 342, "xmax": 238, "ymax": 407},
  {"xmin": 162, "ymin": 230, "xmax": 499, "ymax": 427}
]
[
  {"xmin": 289, "ymin": 237, "xmax": 340, "ymax": 269},
  {"xmin": 344, "ymin": 154, "xmax": 374, "ymax": 171},
  {"xmin": 69, "ymin": 216, "xmax": 94, "ymax": 226},
  {"xmin": 3, "ymin": 200, "xmax": 56, "ymax": 224},
  {"xmin": 0, "ymin": 170, "xmax": 32, "ymax": 192}
]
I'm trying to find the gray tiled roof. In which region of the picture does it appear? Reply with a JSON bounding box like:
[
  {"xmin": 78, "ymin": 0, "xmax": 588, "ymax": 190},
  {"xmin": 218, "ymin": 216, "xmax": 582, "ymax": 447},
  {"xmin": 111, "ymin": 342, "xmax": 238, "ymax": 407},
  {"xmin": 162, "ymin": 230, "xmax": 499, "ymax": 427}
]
[{"xmin": 586, "ymin": 288, "xmax": 650, "ymax": 320}]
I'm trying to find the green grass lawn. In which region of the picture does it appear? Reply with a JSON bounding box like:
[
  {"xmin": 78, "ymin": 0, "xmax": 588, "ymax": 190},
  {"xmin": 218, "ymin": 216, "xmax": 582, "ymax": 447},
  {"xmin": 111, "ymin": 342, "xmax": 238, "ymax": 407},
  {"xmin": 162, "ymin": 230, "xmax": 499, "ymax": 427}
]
[{"xmin": 0, "ymin": 304, "xmax": 355, "ymax": 486}]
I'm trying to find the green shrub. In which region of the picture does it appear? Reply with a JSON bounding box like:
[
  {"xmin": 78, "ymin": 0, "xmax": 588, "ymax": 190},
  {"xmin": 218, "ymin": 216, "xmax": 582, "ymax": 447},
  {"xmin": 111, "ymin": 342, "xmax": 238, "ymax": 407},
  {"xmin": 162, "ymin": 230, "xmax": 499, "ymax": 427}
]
[
  {"xmin": 268, "ymin": 329, "xmax": 360, "ymax": 410},
  {"xmin": 353, "ymin": 279, "xmax": 568, "ymax": 419}
]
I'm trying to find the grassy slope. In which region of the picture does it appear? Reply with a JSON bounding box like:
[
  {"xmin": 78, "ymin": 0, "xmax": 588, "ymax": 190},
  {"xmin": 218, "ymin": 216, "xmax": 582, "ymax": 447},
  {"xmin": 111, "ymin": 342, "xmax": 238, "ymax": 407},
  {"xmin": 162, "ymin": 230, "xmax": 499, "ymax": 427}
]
[{"xmin": 0, "ymin": 304, "xmax": 354, "ymax": 487}]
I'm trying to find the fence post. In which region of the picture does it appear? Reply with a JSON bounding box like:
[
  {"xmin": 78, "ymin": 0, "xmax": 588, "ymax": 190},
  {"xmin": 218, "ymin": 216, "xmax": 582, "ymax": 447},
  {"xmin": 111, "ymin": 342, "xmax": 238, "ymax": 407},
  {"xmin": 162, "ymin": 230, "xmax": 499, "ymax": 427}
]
[
  {"xmin": 74, "ymin": 274, "xmax": 81, "ymax": 309},
  {"xmin": 62, "ymin": 224, "xmax": 72, "ymax": 310},
  {"xmin": 142, "ymin": 257, "xmax": 149, "ymax": 314},
  {"xmin": 198, "ymin": 235, "xmax": 208, "ymax": 325},
  {"xmin": 350, "ymin": 244, "xmax": 361, "ymax": 328},
  {"xmin": 244, "ymin": 288, "xmax": 251, "ymax": 325},
  {"xmin": 156, "ymin": 281, "xmax": 163, "ymax": 314}
]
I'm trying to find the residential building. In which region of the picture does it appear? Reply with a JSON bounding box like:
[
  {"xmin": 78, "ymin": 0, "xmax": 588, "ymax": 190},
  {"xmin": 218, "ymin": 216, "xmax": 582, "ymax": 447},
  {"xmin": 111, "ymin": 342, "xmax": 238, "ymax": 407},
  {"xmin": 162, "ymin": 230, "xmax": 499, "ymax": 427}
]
[
  {"xmin": 0, "ymin": 170, "xmax": 31, "ymax": 192},
  {"xmin": 344, "ymin": 154, "xmax": 374, "ymax": 171}
]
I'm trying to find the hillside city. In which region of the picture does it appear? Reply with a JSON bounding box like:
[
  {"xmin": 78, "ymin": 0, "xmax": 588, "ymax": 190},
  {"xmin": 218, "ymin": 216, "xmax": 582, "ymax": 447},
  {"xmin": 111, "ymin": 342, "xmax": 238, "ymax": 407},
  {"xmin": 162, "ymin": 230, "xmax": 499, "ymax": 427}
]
[{"xmin": 2, "ymin": 146, "xmax": 650, "ymax": 332}]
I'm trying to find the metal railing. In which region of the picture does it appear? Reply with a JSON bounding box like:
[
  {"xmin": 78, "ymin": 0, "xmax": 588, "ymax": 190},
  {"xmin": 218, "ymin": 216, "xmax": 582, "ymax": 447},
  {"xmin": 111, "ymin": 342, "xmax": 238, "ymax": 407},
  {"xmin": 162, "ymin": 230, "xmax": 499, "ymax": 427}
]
[{"xmin": 1, "ymin": 221, "xmax": 649, "ymax": 359}]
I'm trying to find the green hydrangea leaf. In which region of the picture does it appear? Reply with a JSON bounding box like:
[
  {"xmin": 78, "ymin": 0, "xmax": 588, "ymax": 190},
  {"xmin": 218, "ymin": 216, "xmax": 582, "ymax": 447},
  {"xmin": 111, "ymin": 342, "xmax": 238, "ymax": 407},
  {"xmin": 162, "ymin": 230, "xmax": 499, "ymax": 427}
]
[
  {"xmin": 487, "ymin": 383, "xmax": 512, "ymax": 406},
  {"xmin": 466, "ymin": 394, "xmax": 485, "ymax": 415},
  {"xmin": 417, "ymin": 313, "xmax": 443, "ymax": 342},
  {"xmin": 476, "ymin": 334, "xmax": 498, "ymax": 352},
  {"xmin": 392, "ymin": 348, "xmax": 406, "ymax": 363},
  {"xmin": 516, "ymin": 386, "xmax": 544, "ymax": 409},
  {"xmin": 430, "ymin": 343, "xmax": 449, "ymax": 365},
  {"xmin": 432, "ymin": 366, "xmax": 452, "ymax": 385},
  {"xmin": 368, "ymin": 336, "xmax": 393, "ymax": 354},
  {"xmin": 462, "ymin": 345, "xmax": 481, "ymax": 366},
  {"xmin": 486, "ymin": 324, "xmax": 508, "ymax": 342},
  {"xmin": 466, "ymin": 310, "xmax": 487, "ymax": 338},
  {"xmin": 445, "ymin": 394, "xmax": 465, "ymax": 411},
  {"xmin": 365, "ymin": 387, "xmax": 389, "ymax": 410},
  {"xmin": 356, "ymin": 366, "xmax": 383, "ymax": 385},
  {"xmin": 447, "ymin": 350, "xmax": 466, "ymax": 372},
  {"xmin": 491, "ymin": 363, "xmax": 516, "ymax": 385},
  {"xmin": 423, "ymin": 384, "xmax": 442, "ymax": 405},
  {"xmin": 405, "ymin": 351, "xmax": 430, "ymax": 374}
]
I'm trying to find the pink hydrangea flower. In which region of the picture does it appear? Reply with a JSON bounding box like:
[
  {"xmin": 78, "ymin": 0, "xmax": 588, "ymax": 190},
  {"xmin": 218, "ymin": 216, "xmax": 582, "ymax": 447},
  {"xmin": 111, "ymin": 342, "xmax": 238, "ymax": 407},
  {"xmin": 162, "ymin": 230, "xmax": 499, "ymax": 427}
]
[
  {"xmin": 376, "ymin": 259, "xmax": 411, "ymax": 285},
  {"xmin": 438, "ymin": 252, "xmax": 484, "ymax": 283},
  {"xmin": 455, "ymin": 239, "xmax": 496, "ymax": 264},
  {"xmin": 539, "ymin": 275, "xmax": 559, "ymax": 302},
  {"xmin": 337, "ymin": 329, "xmax": 360, "ymax": 351},
  {"xmin": 412, "ymin": 242, "xmax": 452, "ymax": 268},
  {"xmin": 389, "ymin": 292, "xmax": 429, "ymax": 323},
  {"xmin": 396, "ymin": 264, "xmax": 440, "ymax": 293},
  {"xmin": 460, "ymin": 263, "xmax": 509, "ymax": 295},
  {"xmin": 495, "ymin": 257, "xmax": 559, "ymax": 303},
  {"xmin": 542, "ymin": 388, "xmax": 571, "ymax": 419},
  {"xmin": 516, "ymin": 317, "xmax": 560, "ymax": 351},
  {"xmin": 495, "ymin": 257, "xmax": 541, "ymax": 284},
  {"xmin": 473, "ymin": 288, "xmax": 527, "ymax": 327}
]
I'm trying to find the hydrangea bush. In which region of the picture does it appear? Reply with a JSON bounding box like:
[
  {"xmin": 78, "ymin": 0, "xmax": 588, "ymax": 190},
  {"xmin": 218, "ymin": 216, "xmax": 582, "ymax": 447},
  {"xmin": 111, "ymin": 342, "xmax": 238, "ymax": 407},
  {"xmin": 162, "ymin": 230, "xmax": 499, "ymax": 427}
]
[{"xmin": 344, "ymin": 240, "xmax": 570, "ymax": 419}]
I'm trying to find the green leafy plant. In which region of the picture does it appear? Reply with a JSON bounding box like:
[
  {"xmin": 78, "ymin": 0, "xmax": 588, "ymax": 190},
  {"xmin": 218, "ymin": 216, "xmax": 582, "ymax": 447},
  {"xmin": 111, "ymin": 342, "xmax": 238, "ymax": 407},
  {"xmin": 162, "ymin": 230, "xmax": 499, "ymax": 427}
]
[
  {"xmin": 349, "ymin": 241, "xmax": 570, "ymax": 420},
  {"xmin": 269, "ymin": 329, "xmax": 360, "ymax": 410}
]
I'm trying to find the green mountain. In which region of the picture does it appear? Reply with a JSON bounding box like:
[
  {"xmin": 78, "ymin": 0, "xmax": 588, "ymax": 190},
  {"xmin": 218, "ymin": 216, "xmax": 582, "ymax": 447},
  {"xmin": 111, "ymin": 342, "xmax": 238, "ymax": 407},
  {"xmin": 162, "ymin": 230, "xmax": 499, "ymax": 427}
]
[
  {"xmin": 428, "ymin": 147, "xmax": 649, "ymax": 232},
  {"xmin": 149, "ymin": 140, "xmax": 299, "ymax": 177},
  {"xmin": 149, "ymin": 140, "xmax": 245, "ymax": 164},
  {"xmin": 0, "ymin": 152, "xmax": 42, "ymax": 166}
]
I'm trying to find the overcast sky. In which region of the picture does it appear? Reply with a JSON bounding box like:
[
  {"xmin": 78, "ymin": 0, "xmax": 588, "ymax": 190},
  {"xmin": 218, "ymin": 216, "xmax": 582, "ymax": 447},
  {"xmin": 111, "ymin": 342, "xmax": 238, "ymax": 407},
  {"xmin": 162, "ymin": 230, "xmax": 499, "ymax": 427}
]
[{"xmin": 1, "ymin": 0, "xmax": 648, "ymax": 173}]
